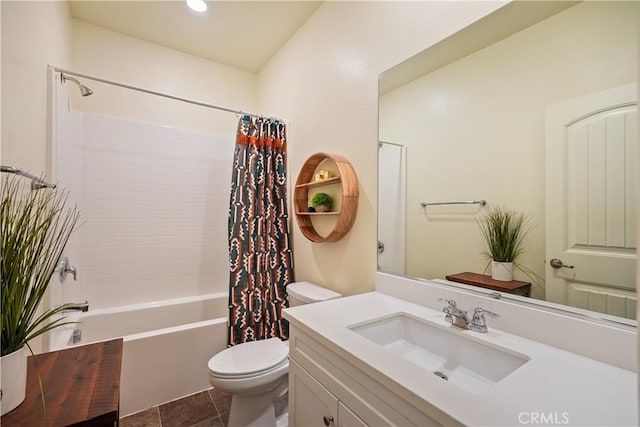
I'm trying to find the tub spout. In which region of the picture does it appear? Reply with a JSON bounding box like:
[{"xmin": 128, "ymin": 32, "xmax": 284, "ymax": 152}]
[{"xmin": 62, "ymin": 301, "xmax": 89, "ymax": 313}]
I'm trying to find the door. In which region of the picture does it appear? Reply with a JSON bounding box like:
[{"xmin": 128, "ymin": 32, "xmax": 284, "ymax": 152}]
[
  {"xmin": 545, "ymin": 84, "xmax": 637, "ymax": 319},
  {"xmin": 289, "ymin": 360, "xmax": 338, "ymax": 427}
]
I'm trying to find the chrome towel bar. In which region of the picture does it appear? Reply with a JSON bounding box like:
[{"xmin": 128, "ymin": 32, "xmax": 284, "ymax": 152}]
[{"xmin": 420, "ymin": 199, "xmax": 486, "ymax": 208}]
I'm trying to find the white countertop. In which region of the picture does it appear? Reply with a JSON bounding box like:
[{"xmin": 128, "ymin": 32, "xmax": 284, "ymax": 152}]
[{"xmin": 283, "ymin": 291, "xmax": 637, "ymax": 426}]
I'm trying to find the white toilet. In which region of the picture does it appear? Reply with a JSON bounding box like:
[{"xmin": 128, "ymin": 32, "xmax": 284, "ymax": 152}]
[{"xmin": 207, "ymin": 282, "xmax": 341, "ymax": 427}]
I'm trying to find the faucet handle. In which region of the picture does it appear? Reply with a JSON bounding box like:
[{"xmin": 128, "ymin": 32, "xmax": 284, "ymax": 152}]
[
  {"xmin": 474, "ymin": 307, "xmax": 499, "ymax": 318},
  {"xmin": 470, "ymin": 307, "xmax": 500, "ymax": 333},
  {"xmin": 436, "ymin": 297, "xmax": 457, "ymax": 307}
]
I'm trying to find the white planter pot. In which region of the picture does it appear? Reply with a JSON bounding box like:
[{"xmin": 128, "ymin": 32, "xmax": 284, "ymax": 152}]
[
  {"xmin": 1, "ymin": 346, "xmax": 27, "ymax": 415},
  {"xmin": 491, "ymin": 261, "xmax": 513, "ymax": 282}
]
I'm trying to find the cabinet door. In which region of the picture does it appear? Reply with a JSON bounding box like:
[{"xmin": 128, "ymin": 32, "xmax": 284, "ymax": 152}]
[
  {"xmin": 338, "ymin": 402, "xmax": 368, "ymax": 427},
  {"xmin": 290, "ymin": 360, "xmax": 338, "ymax": 427}
]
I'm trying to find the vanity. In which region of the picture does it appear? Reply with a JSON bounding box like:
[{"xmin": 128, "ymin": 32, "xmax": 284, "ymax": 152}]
[{"xmin": 283, "ymin": 275, "xmax": 637, "ymax": 426}]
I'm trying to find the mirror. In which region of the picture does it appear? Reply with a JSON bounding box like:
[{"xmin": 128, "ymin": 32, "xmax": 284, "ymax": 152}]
[{"xmin": 378, "ymin": 1, "xmax": 638, "ymax": 323}]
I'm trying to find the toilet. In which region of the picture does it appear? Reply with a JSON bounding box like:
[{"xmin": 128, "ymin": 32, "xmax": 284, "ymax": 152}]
[{"xmin": 207, "ymin": 282, "xmax": 341, "ymax": 427}]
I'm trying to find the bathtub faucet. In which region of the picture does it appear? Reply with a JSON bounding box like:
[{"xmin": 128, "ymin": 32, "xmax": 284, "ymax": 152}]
[{"xmin": 61, "ymin": 301, "xmax": 89, "ymax": 313}]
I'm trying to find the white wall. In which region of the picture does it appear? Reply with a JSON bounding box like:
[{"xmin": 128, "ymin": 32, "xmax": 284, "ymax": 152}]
[
  {"xmin": 379, "ymin": 1, "xmax": 637, "ymax": 299},
  {"xmin": 70, "ymin": 20, "xmax": 258, "ymax": 136},
  {"xmin": 52, "ymin": 110, "xmax": 234, "ymax": 309},
  {"xmin": 258, "ymin": 1, "xmax": 505, "ymax": 296},
  {"xmin": 1, "ymin": 1, "xmax": 73, "ymax": 174}
]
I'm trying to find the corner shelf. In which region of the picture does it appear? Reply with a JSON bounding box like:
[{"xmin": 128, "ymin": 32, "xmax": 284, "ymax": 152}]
[{"xmin": 294, "ymin": 153, "xmax": 358, "ymax": 243}]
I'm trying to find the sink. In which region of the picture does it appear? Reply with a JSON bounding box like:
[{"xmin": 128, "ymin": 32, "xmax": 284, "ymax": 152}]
[{"xmin": 348, "ymin": 313, "xmax": 529, "ymax": 393}]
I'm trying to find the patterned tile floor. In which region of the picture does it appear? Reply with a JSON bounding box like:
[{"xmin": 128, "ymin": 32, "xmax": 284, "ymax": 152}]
[{"xmin": 120, "ymin": 388, "xmax": 232, "ymax": 427}]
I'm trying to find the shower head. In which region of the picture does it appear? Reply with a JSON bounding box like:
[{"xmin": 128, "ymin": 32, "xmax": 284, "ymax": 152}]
[{"xmin": 61, "ymin": 74, "xmax": 93, "ymax": 97}]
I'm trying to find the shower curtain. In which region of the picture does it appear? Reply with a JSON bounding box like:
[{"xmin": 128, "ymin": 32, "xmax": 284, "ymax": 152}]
[{"xmin": 228, "ymin": 115, "xmax": 294, "ymax": 345}]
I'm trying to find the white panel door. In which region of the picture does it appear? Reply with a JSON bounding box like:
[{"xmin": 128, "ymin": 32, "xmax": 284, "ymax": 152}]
[{"xmin": 545, "ymin": 84, "xmax": 637, "ymax": 319}]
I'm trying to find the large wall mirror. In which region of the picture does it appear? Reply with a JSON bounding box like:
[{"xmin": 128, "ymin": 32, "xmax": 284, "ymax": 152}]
[{"xmin": 378, "ymin": 1, "xmax": 638, "ymax": 324}]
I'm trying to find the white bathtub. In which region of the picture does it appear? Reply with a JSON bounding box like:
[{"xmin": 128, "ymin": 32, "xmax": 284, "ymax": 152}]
[{"xmin": 46, "ymin": 292, "xmax": 228, "ymax": 416}]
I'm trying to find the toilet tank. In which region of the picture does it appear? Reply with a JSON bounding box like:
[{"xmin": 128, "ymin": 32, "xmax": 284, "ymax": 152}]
[{"xmin": 287, "ymin": 281, "xmax": 341, "ymax": 307}]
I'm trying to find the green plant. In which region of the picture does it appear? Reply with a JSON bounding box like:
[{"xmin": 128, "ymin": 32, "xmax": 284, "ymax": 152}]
[
  {"xmin": 1, "ymin": 175, "xmax": 80, "ymax": 356},
  {"xmin": 478, "ymin": 206, "xmax": 529, "ymax": 263},
  {"xmin": 311, "ymin": 192, "xmax": 333, "ymax": 208}
]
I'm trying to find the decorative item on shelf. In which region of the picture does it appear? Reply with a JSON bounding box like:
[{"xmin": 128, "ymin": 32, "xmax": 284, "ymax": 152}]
[
  {"xmin": 1, "ymin": 174, "xmax": 80, "ymax": 415},
  {"xmin": 311, "ymin": 192, "xmax": 333, "ymax": 212},
  {"xmin": 314, "ymin": 170, "xmax": 333, "ymax": 182},
  {"xmin": 294, "ymin": 152, "xmax": 358, "ymax": 243},
  {"xmin": 478, "ymin": 206, "xmax": 531, "ymax": 282}
]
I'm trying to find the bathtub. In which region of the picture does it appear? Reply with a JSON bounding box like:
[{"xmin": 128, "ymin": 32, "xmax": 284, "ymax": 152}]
[{"xmin": 46, "ymin": 292, "xmax": 229, "ymax": 416}]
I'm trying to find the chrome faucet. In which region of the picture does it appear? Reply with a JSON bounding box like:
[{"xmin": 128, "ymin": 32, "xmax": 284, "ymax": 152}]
[
  {"xmin": 437, "ymin": 298, "xmax": 499, "ymax": 333},
  {"xmin": 59, "ymin": 257, "xmax": 78, "ymax": 283},
  {"xmin": 437, "ymin": 298, "xmax": 470, "ymax": 329},
  {"xmin": 61, "ymin": 301, "xmax": 89, "ymax": 313}
]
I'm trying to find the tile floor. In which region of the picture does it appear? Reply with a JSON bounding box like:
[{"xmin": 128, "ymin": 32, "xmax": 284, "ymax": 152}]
[{"xmin": 120, "ymin": 388, "xmax": 232, "ymax": 427}]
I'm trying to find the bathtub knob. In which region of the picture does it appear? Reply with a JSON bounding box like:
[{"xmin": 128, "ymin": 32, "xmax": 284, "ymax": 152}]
[
  {"xmin": 59, "ymin": 256, "xmax": 78, "ymax": 283},
  {"xmin": 323, "ymin": 415, "xmax": 334, "ymax": 426}
]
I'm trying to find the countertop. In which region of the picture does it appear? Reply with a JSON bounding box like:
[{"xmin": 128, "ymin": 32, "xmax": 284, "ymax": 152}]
[
  {"xmin": 283, "ymin": 292, "xmax": 637, "ymax": 426},
  {"xmin": 1, "ymin": 338, "xmax": 123, "ymax": 426}
]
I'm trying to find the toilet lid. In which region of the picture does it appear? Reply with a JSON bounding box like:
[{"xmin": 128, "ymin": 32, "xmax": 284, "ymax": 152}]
[{"xmin": 208, "ymin": 338, "xmax": 288, "ymax": 377}]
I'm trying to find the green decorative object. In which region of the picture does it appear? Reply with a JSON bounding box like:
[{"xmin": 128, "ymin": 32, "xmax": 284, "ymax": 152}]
[{"xmin": 311, "ymin": 192, "xmax": 333, "ymax": 212}]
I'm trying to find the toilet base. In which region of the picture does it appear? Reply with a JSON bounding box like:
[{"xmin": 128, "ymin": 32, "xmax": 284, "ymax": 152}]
[{"xmin": 227, "ymin": 392, "xmax": 288, "ymax": 427}]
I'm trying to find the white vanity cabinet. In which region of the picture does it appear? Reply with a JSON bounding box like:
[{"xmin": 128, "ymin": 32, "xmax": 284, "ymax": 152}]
[
  {"xmin": 290, "ymin": 360, "xmax": 366, "ymax": 427},
  {"xmin": 288, "ymin": 326, "xmax": 449, "ymax": 427}
]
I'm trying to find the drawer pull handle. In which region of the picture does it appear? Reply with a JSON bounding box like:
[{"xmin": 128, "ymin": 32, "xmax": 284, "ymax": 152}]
[{"xmin": 323, "ymin": 415, "xmax": 334, "ymax": 426}]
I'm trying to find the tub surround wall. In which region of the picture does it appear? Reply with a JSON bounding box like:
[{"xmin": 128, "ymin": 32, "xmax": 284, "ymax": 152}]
[{"xmin": 53, "ymin": 110, "xmax": 234, "ymax": 309}]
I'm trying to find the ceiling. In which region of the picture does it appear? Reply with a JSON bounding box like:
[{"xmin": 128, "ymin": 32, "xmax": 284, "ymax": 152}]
[{"xmin": 68, "ymin": 1, "xmax": 322, "ymax": 73}]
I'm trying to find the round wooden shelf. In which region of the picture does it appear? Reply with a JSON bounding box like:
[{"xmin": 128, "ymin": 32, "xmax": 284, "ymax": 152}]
[{"xmin": 294, "ymin": 153, "xmax": 358, "ymax": 243}]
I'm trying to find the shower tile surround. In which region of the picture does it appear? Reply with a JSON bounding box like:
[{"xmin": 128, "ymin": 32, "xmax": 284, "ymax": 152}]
[{"xmin": 52, "ymin": 107, "xmax": 235, "ymax": 309}]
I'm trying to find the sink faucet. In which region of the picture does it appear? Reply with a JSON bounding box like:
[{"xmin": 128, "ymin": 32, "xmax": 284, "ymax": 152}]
[{"xmin": 437, "ymin": 298, "xmax": 499, "ymax": 333}]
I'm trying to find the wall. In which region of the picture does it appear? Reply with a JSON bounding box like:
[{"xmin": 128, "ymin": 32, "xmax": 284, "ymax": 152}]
[
  {"xmin": 71, "ymin": 20, "xmax": 258, "ymax": 136},
  {"xmin": 1, "ymin": 1, "xmax": 73, "ymax": 175},
  {"xmin": 379, "ymin": 1, "xmax": 637, "ymax": 299},
  {"xmin": 258, "ymin": 1, "xmax": 505, "ymax": 296}
]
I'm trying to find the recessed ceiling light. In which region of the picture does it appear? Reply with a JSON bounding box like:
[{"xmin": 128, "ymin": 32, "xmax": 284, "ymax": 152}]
[{"xmin": 186, "ymin": 0, "xmax": 207, "ymax": 13}]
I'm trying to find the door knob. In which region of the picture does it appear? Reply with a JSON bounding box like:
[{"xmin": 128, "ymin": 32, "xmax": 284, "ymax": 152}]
[
  {"xmin": 550, "ymin": 258, "xmax": 574, "ymax": 269},
  {"xmin": 377, "ymin": 240, "xmax": 385, "ymax": 254}
]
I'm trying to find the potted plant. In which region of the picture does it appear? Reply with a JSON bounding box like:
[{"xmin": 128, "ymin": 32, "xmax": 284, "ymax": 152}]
[
  {"xmin": 1, "ymin": 175, "xmax": 79, "ymax": 414},
  {"xmin": 311, "ymin": 192, "xmax": 333, "ymax": 212},
  {"xmin": 478, "ymin": 206, "xmax": 530, "ymax": 282}
]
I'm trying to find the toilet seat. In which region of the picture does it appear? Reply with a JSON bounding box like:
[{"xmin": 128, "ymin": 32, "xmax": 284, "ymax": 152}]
[{"xmin": 208, "ymin": 338, "xmax": 289, "ymax": 379}]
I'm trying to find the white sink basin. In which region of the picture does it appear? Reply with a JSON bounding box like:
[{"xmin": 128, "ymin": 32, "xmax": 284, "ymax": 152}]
[{"xmin": 348, "ymin": 313, "xmax": 529, "ymax": 393}]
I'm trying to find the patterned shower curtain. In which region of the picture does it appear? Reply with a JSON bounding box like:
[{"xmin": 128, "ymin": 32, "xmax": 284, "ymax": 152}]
[{"xmin": 228, "ymin": 115, "xmax": 294, "ymax": 346}]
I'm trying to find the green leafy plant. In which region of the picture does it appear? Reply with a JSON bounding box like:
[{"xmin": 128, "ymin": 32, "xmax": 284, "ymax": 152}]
[
  {"xmin": 311, "ymin": 192, "xmax": 333, "ymax": 209},
  {"xmin": 478, "ymin": 206, "xmax": 529, "ymax": 263},
  {"xmin": 1, "ymin": 175, "xmax": 80, "ymax": 356}
]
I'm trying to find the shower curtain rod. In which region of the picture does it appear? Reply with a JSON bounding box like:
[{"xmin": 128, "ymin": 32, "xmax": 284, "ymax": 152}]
[{"xmin": 48, "ymin": 65, "xmax": 284, "ymax": 122}]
